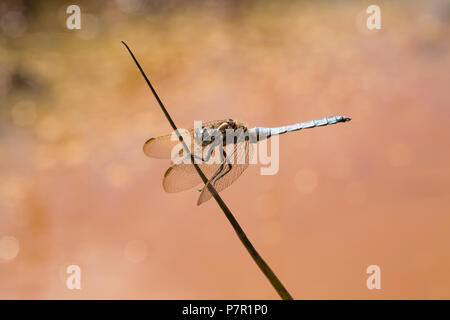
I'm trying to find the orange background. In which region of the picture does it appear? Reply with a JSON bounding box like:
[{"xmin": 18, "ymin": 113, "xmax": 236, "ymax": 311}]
[{"xmin": 0, "ymin": 0, "xmax": 449, "ymax": 299}]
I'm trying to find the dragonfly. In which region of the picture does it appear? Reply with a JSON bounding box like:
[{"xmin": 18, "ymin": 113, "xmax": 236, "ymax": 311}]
[{"xmin": 144, "ymin": 115, "xmax": 351, "ymax": 205}]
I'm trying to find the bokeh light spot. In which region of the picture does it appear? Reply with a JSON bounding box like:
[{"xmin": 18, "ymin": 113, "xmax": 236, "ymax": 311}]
[{"xmin": 0, "ymin": 236, "xmax": 20, "ymax": 261}]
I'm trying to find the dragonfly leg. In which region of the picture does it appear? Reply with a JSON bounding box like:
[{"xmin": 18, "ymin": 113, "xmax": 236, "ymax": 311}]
[
  {"xmin": 212, "ymin": 133, "xmax": 246, "ymax": 185},
  {"xmin": 194, "ymin": 139, "xmax": 222, "ymax": 163},
  {"xmin": 196, "ymin": 144, "xmax": 225, "ymax": 192},
  {"xmin": 209, "ymin": 148, "xmax": 233, "ymax": 186},
  {"xmin": 189, "ymin": 141, "xmax": 216, "ymax": 163},
  {"xmin": 197, "ymin": 149, "xmax": 227, "ymax": 192},
  {"xmin": 197, "ymin": 160, "xmax": 225, "ymax": 192},
  {"xmin": 213, "ymin": 162, "xmax": 232, "ymax": 185}
]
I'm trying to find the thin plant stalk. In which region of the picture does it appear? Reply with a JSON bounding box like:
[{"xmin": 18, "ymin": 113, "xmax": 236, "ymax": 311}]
[{"xmin": 122, "ymin": 41, "xmax": 293, "ymax": 300}]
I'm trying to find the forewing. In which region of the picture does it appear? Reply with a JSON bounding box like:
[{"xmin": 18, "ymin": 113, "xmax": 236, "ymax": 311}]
[{"xmin": 143, "ymin": 130, "xmax": 193, "ymax": 159}]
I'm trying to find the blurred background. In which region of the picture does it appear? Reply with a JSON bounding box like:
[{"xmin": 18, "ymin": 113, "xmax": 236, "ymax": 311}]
[{"xmin": 0, "ymin": 0, "xmax": 449, "ymax": 299}]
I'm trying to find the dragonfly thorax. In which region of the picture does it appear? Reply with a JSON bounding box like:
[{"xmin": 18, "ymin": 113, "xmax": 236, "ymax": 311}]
[{"xmin": 194, "ymin": 119, "xmax": 243, "ymax": 147}]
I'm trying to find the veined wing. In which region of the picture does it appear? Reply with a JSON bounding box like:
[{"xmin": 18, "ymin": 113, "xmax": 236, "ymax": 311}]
[
  {"xmin": 162, "ymin": 153, "xmax": 223, "ymax": 193},
  {"xmin": 143, "ymin": 120, "xmax": 227, "ymax": 159},
  {"xmin": 197, "ymin": 131, "xmax": 253, "ymax": 205}
]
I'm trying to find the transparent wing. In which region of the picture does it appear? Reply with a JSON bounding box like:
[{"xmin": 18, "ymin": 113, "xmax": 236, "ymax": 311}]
[
  {"xmin": 162, "ymin": 150, "xmax": 223, "ymax": 193},
  {"xmin": 197, "ymin": 133, "xmax": 253, "ymax": 205},
  {"xmin": 143, "ymin": 120, "xmax": 227, "ymax": 159},
  {"xmin": 143, "ymin": 133, "xmax": 188, "ymax": 159}
]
